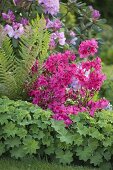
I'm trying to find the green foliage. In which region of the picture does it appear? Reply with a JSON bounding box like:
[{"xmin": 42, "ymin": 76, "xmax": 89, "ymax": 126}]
[
  {"xmin": 60, "ymin": 3, "xmax": 76, "ymax": 28},
  {"xmin": 0, "ymin": 97, "xmax": 113, "ymax": 169},
  {"xmin": 0, "ymin": 97, "xmax": 52, "ymax": 159},
  {"xmin": 0, "ymin": 15, "xmax": 50, "ymax": 99}
]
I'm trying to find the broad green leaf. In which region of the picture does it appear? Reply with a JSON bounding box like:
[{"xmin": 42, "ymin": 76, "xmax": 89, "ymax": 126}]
[
  {"xmin": 23, "ymin": 136, "xmax": 39, "ymax": 154},
  {"xmin": 55, "ymin": 149, "xmax": 73, "ymax": 164},
  {"xmin": 0, "ymin": 142, "xmax": 5, "ymax": 156},
  {"xmin": 3, "ymin": 122, "xmax": 18, "ymax": 137},
  {"xmin": 5, "ymin": 137, "xmax": 21, "ymax": 148}
]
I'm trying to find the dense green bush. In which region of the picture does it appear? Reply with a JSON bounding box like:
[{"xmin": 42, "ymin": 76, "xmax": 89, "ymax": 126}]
[{"xmin": 0, "ymin": 98, "xmax": 113, "ymax": 169}]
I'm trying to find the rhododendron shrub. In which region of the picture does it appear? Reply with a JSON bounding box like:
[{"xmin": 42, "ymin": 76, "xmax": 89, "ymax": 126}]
[
  {"xmin": 0, "ymin": 0, "xmax": 105, "ymax": 52},
  {"xmin": 29, "ymin": 40, "xmax": 109, "ymax": 125}
]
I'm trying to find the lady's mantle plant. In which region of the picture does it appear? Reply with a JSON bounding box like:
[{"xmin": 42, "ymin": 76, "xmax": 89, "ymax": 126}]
[
  {"xmin": 0, "ymin": 98, "xmax": 113, "ymax": 169},
  {"xmin": 29, "ymin": 38, "xmax": 109, "ymax": 125}
]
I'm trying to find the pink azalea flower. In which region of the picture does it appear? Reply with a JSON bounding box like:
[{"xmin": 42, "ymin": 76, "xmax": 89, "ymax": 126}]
[{"xmin": 78, "ymin": 39, "xmax": 98, "ymax": 58}]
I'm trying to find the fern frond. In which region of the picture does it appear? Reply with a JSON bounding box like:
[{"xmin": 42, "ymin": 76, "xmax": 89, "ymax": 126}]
[
  {"xmin": 0, "ymin": 46, "xmax": 17, "ymax": 98},
  {"xmin": 14, "ymin": 15, "xmax": 50, "ymax": 96},
  {"xmin": 1, "ymin": 37, "xmax": 15, "ymax": 72},
  {"xmin": 0, "ymin": 15, "xmax": 50, "ymax": 99}
]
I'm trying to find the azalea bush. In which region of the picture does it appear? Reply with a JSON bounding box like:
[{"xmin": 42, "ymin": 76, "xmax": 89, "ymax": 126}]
[
  {"xmin": 0, "ymin": 98, "xmax": 113, "ymax": 169},
  {"xmin": 29, "ymin": 39, "xmax": 109, "ymax": 125}
]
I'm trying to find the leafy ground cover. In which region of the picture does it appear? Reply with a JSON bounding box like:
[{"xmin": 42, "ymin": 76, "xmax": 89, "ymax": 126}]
[{"xmin": 0, "ymin": 158, "xmax": 99, "ymax": 170}]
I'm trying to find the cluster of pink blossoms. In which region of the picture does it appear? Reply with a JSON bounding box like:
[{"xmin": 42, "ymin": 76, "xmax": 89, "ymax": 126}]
[
  {"xmin": 38, "ymin": 0, "xmax": 60, "ymax": 15},
  {"xmin": 29, "ymin": 40, "xmax": 109, "ymax": 125},
  {"xmin": 2, "ymin": 10, "xmax": 29, "ymax": 39},
  {"xmin": 79, "ymin": 39, "xmax": 98, "ymax": 58}
]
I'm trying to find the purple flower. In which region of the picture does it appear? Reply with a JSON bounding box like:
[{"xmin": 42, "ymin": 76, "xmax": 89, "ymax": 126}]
[
  {"xmin": 57, "ymin": 32, "xmax": 66, "ymax": 46},
  {"xmin": 92, "ymin": 10, "xmax": 100, "ymax": 20},
  {"xmin": 13, "ymin": 0, "xmax": 20, "ymax": 5},
  {"xmin": 46, "ymin": 19, "xmax": 54, "ymax": 29},
  {"xmin": 2, "ymin": 10, "xmax": 15, "ymax": 23},
  {"xmin": 49, "ymin": 31, "xmax": 66, "ymax": 49},
  {"xmin": 49, "ymin": 38, "xmax": 56, "ymax": 50},
  {"xmin": 51, "ymin": 32, "xmax": 58, "ymax": 40},
  {"xmin": 4, "ymin": 22, "xmax": 24, "ymax": 39},
  {"xmin": 53, "ymin": 19, "xmax": 62, "ymax": 30},
  {"xmin": 12, "ymin": 22, "xmax": 24, "ymax": 39},
  {"xmin": 69, "ymin": 78, "xmax": 81, "ymax": 91},
  {"xmin": 38, "ymin": 0, "xmax": 59, "ymax": 15},
  {"xmin": 20, "ymin": 18, "xmax": 29, "ymax": 26},
  {"xmin": 46, "ymin": 19, "xmax": 62, "ymax": 30},
  {"xmin": 68, "ymin": 30, "xmax": 78, "ymax": 45},
  {"xmin": 4, "ymin": 25, "xmax": 15, "ymax": 38},
  {"xmin": 89, "ymin": 6, "xmax": 100, "ymax": 20}
]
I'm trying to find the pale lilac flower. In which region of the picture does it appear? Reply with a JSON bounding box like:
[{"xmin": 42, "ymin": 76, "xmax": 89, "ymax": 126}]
[
  {"xmin": 4, "ymin": 25, "xmax": 14, "ymax": 38},
  {"xmin": 4, "ymin": 23, "xmax": 24, "ymax": 39},
  {"xmin": 89, "ymin": 5, "xmax": 93, "ymax": 11},
  {"xmin": 38, "ymin": 0, "xmax": 60, "ymax": 15},
  {"xmin": 46, "ymin": 19, "xmax": 53, "ymax": 29},
  {"xmin": 2, "ymin": 10, "xmax": 15, "ymax": 23},
  {"xmin": 12, "ymin": 22, "xmax": 24, "ymax": 39},
  {"xmin": 70, "ymin": 37, "xmax": 78, "ymax": 45},
  {"xmin": 49, "ymin": 31, "xmax": 66, "ymax": 48},
  {"xmin": 69, "ymin": 77, "xmax": 81, "ymax": 91},
  {"xmin": 69, "ymin": 31, "xmax": 76, "ymax": 37},
  {"xmin": 104, "ymin": 103, "xmax": 112, "ymax": 111},
  {"xmin": 51, "ymin": 32, "xmax": 58, "ymax": 40},
  {"xmin": 49, "ymin": 33, "xmax": 57, "ymax": 49},
  {"xmin": 13, "ymin": 24, "xmax": 24, "ymax": 39},
  {"xmin": 57, "ymin": 32, "xmax": 66, "ymax": 46}
]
